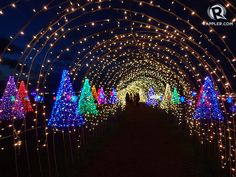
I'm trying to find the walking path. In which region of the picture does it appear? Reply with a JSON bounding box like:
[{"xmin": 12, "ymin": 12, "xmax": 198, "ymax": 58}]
[{"xmin": 76, "ymin": 104, "xmax": 221, "ymax": 177}]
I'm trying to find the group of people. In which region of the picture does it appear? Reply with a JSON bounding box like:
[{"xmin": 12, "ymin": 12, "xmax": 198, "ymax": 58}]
[{"xmin": 125, "ymin": 92, "xmax": 140, "ymax": 106}]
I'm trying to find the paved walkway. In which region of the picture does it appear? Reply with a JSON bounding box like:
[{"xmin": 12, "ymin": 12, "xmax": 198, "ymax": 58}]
[{"xmin": 76, "ymin": 104, "xmax": 221, "ymax": 177}]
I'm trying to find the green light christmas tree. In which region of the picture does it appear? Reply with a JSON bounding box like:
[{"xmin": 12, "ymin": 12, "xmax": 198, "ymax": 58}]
[
  {"xmin": 78, "ymin": 78, "xmax": 98, "ymax": 117},
  {"xmin": 171, "ymin": 87, "xmax": 180, "ymax": 105}
]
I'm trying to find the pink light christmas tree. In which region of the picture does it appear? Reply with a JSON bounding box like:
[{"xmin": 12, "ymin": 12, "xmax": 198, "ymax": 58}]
[{"xmin": 98, "ymin": 87, "xmax": 107, "ymax": 105}]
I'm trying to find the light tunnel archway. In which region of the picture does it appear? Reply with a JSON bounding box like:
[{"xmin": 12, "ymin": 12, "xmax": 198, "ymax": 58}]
[{"xmin": 0, "ymin": 0, "xmax": 235, "ymax": 176}]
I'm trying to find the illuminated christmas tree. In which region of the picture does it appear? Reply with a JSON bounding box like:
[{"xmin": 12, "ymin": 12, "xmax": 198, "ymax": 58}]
[
  {"xmin": 48, "ymin": 70, "xmax": 84, "ymax": 127},
  {"xmin": 98, "ymin": 87, "xmax": 107, "ymax": 105},
  {"xmin": 160, "ymin": 83, "xmax": 172, "ymax": 111},
  {"xmin": 78, "ymin": 78, "xmax": 98, "ymax": 116},
  {"xmin": 0, "ymin": 76, "xmax": 25, "ymax": 120},
  {"xmin": 91, "ymin": 85, "xmax": 98, "ymax": 101},
  {"xmin": 194, "ymin": 76, "xmax": 223, "ymax": 120},
  {"xmin": 230, "ymin": 104, "xmax": 236, "ymax": 113},
  {"xmin": 171, "ymin": 87, "xmax": 180, "ymax": 105},
  {"xmin": 109, "ymin": 88, "xmax": 118, "ymax": 104},
  {"xmin": 146, "ymin": 87, "xmax": 158, "ymax": 107},
  {"xmin": 18, "ymin": 81, "xmax": 34, "ymax": 113}
]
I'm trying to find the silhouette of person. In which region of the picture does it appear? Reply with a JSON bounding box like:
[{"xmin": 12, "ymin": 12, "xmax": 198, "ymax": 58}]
[
  {"xmin": 125, "ymin": 92, "xmax": 130, "ymax": 105},
  {"xmin": 130, "ymin": 93, "xmax": 133, "ymax": 103},
  {"xmin": 135, "ymin": 93, "xmax": 140, "ymax": 106}
]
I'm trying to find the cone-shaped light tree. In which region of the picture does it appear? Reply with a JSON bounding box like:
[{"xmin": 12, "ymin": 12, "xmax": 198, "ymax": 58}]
[
  {"xmin": 48, "ymin": 70, "xmax": 84, "ymax": 127},
  {"xmin": 78, "ymin": 78, "xmax": 98, "ymax": 116},
  {"xmin": 98, "ymin": 87, "xmax": 107, "ymax": 105},
  {"xmin": 18, "ymin": 81, "xmax": 34, "ymax": 113},
  {"xmin": 146, "ymin": 87, "xmax": 158, "ymax": 107},
  {"xmin": 0, "ymin": 76, "xmax": 25, "ymax": 120},
  {"xmin": 108, "ymin": 88, "xmax": 118, "ymax": 104},
  {"xmin": 91, "ymin": 85, "xmax": 98, "ymax": 101},
  {"xmin": 160, "ymin": 83, "xmax": 172, "ymax": 111},
  {"xmin": 194, "ymin": 76, "xmax": 223, "ymax": 120},
  {"xmin": 171, "ymin": 87, "xmax": 180, "ymax": 105}
]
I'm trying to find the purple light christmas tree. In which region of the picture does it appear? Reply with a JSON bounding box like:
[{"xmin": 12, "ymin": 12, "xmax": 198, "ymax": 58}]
[
  {"xmin": 194, "ymin": 76, "xmax": 223, "ymax": 120},
  {"xmin": 146, "ymin": 87, "xmax": 158, "ymax": 107},
  {"xmin": 48, "ymin": 70, "xmax": 84, "ymax": 128},
  {"xmin": 0, "ymin": 76, "xmax": 25, "ymax": 120}
]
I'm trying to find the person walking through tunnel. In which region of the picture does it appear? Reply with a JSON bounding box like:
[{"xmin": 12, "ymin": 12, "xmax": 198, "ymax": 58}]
[
  {"xmin": 135, "ymin": 93, "xmax": 140, "ymax": 106},
  {"xmin": 125, "ymin": 92, "xmax": 130, "ymax": 105},
  {"xmin": 130, "ymin": 93, "xmax": 133, "ymax": 103}
]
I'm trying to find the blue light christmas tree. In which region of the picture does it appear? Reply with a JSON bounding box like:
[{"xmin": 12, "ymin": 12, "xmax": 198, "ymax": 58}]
[
  {"xmin": 194, "ymin": 76, "xmax": 223, "ymax": 120},
  {"xmin": 108, "ymin": 88, "xmax": 118, "ymax": 104},
  {"xmin": 146, "ymin": 87, "xmax": 158, "ymax": 107},
  {"xmin": 48, "ymin": 70, "xmax": 84, "ymax": 128},
  {"xmin": 180, "ymin": 96, "xmax": 185, "ymax": 103},
  {"xmin": 230, "ymin": 104, "xmax": 236, "ymax": 113}
]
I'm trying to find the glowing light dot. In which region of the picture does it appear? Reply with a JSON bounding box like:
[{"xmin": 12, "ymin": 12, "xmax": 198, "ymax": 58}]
[{"xmin": 43, "ymin": 6, "xmax": 48, "ymax": 10}]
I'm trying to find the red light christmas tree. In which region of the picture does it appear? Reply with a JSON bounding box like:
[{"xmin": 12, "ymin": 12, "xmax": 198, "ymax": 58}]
[
  {"xmin": 0, "ymin": 76, "xmax": 25, "ymax": 120},
  {"xmin": 18, "ymin": 81, "xmax": 34, "ymax": 113}
]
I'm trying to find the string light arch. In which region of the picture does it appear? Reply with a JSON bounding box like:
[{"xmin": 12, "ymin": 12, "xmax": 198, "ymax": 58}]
[{"xmin": 0, "ymin": 0, "xmax": 235, "ymax": 176}]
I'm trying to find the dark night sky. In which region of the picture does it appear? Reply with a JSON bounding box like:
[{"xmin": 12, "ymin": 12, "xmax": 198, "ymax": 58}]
[{"xmin": 0, "ymin": 0, "xmax": 235, "ymax": 93}]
